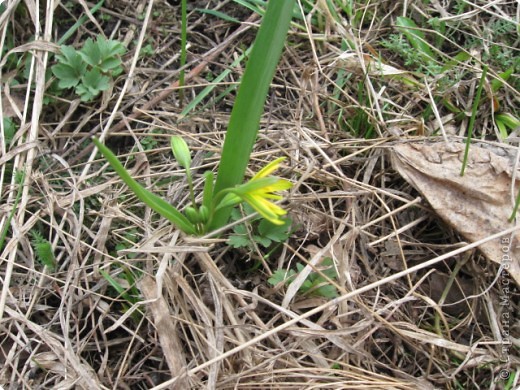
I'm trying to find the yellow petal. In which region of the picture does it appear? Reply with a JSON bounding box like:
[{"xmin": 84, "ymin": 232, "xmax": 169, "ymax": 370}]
[
  {"xmin": 252, "ymin": 157, "xmax": 286, "ymax": 180},
  {"xmin": 243, "ymin": 194, "xmax": 287, "ymax": 225}
]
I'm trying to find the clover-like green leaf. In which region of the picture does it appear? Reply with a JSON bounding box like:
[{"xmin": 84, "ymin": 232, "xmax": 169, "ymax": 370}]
[
  {"xmin": 99, "ymin": 56, "xmax": 123, "ymax": 73},
  {"xmin": 52, "ymin": 46, "xmax": 87, "ymax": 88},
  {"xmin": 228, "ymin": 235, "xmax": 253, "ymax": 249},
  {"xmin": 311, "ymin": 283, "xmax": 338, "ymax": 299},
  {"xmin": 79, "ymin": 38, "xmax": 101, "ymax": 67},
  {"xmin": 99, "ymin": 36, "xmax": 126, "ymax": 58},
  {"xmin": 258, "ymin": 218, "xmax": 291, "ymax": 243},
  {"xmin": 269, "ymin": 258, "xmax": 339, "ymax": 299},
  {"xmin": 268, "ymin": 268, "xmax": 297, "ymax": 286},
  {"xmin": 76, "ymin": 68, "xmax": 110, "ymax": 101},
  {"xmin": 79, "ymin": 36, "xmax": 125, "ymax": 72}
]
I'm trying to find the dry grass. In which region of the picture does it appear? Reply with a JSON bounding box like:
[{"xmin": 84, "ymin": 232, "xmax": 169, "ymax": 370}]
[{"xmin": 1, "ymin": 0, "xmax": 519, "ymax": 389}]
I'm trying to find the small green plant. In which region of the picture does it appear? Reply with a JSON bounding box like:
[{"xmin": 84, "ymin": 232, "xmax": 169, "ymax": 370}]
[
  {"xmin": 100, "ymin": 266, "xmax": 143, "ymax": 322},
  {"xmin": 94, "ymin": 137, "xmax": 292, "ymax": 236},
  {"xmin": 93, "ymin": 1, "xmax": 295, "ymax": 237},
  {"xmin": 495, "ymin": 113, "xmax": 520, "ymax": 140},
  {"xmin": 228, "ymin": 204, "xmax": 292, "ymax": 250},
  {"xmin": 268, "ymin": 258, "xmax": 339, "ymax": 299},
  {"xmin": 30, "ymin": 230, "xmax": 57, "ymax": 271},
  {"xmin": 2, "ymin": 118, "xmax": 17, "ymax": 147},
  {"xmin": 51, "ymin": 35, "xmax": 126, "ymax": 101},
  {"xmin": 381, "ymin": 16, "xmax": 441, "ymax": 76}
]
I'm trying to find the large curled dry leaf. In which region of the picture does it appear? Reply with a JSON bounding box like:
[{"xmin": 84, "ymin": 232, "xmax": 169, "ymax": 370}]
[{"xmin": 391, "ymin": 141, "xmax": 520, "ymax": 285}]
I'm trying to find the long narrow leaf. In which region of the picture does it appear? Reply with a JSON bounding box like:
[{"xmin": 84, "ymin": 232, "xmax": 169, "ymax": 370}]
[
  {"xmin": 510, "ymin": 187, "xmax": 520, "ymax": 222},
  {"xmin": 460, "ymin": 66, "xmax": 487, "ymax": 176},
  {"xmin": 396, "ymin": 16, "xmax": 435, "ymax": 61},
  {"xmin": 210, "ymin": 0, "xmax": 295, "ymax": 230},
  {"xmin": 92, "ymin": 138, "xmax": 196, "ymax": 235},
  {"xmin": 180, "ymin": 47, "xmax": 251, "ymax": 118}
]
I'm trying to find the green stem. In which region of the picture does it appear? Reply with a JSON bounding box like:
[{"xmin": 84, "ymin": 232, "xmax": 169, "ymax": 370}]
[
  {"xmin": 92, "ymin": 138, "xmax": 196, "ymax": 235},
  {"xmin": 179, "ymin": 0, "xmax": 188, "ymax": 101},
  {"xmin": 461, "ymin": 65, "xmax": 488, "ymax": 176},
  {"xmin": 186, "ymin": 169, "xmax": 197, "ymax": 208},
  {"xmin": 509, "ymin": 186, "xmax": 520, "ymax": 222},
  {"xmin": 209, "ymin": 0, "xmax": 295, "ymax": 230}
]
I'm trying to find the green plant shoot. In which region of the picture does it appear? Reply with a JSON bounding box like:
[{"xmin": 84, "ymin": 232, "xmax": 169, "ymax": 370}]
[
  {"xmin": 210, "ymin": 0, "xmax": 295, "ymax": 230},
  {"xmin": 93, "ymin": 0, "xmax": 295, "ymax": 236},
  {"xmin": 93, "ymin": 137, "xmax": 292, "ymax": 236},
  {"xmin": 461, "ymin": 65, "xmax": 488, "ymax": 176}
]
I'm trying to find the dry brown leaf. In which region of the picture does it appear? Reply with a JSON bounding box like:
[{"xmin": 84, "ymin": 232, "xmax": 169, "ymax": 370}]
[
  {"xmin": 140, "ymin": 276, "xmax": 187, "ymax": 388},
  {"xmin": 334, "ymin": 52, "xmax": 409, "ymax": 76},
  {"xmin": 391, "ymin": 142, "xmax": 520, "ymax": 285},
  {"xmin": 1, "ymin": 90, "xmax": 24, "ymax": 119}
]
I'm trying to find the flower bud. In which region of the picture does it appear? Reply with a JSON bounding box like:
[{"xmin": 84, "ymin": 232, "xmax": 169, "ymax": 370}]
[
  {"xmin": 184, "ymin": 206, "xmax": 200, "ymax": 224},
  {"xmin": 170, "ymin": 136, "xmax": 191, "ymax": 169},
  {"xmin": 198, "ymin": 205, "xmax": 209, "ymax": 223}
]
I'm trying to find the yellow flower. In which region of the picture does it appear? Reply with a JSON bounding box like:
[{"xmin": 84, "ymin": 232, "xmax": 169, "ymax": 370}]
[
  {"xmin": 231, "ymin": 157, "xmax": 292, "ymax": 225},
  {"xmin": 252, "ymin": 157, "xmax": 287, "ymax": 180}
]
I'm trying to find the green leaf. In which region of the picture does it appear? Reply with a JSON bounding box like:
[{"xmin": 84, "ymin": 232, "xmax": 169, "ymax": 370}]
[
  {"xmin": 101, "ymin": 37, "xmax": 126, "ymax": 58},
  {"xmin": 320, "ymin": 258, "xmax": 338, "ymax": 279},
  {"xmin": 491, "ymin": 67, "xmax": 514, "ymax": 93},
  {"xmin": 254, "ymin": 235, "xmax": 272, "ymax": 248},
  {"xmin": 98, "ymin": 56, "xmax": 123, "ymax": 73},
  {"xmin": 268, "ymin": 268, "xmax": 296, "ymax": 286},
  {"xmin": 269, "ymin": 260, "xmax": 338, "ymax": 298},
  {"xmin": 301, "ymin": 279, "xmax": 313, "ymax": 291},
  {"xmin": 228, "ymin": 234, "xmax": 252, "ymax": 248},
  {"xmin": 79, "ymin": 36, "xmax": 125, "ymax": 71},
  {"xmin": 510, "ymin": 186, "xmax": 520, "ymax": 222},
  {"xmin": 258, "ymin": 218, "xmax": 291, "ymax": 242},
  {"xmin": 99, "ymin": 269, "xmax": 134, "ymax": 303},
  {"xmin": 53, "ymin": 63, "xmax": 83, "ymax": 88},
  {"xmin": 195, "ymin": 8, "xmax": 240, "ymax": 23},
  {"xmin": 79, "ymin": 38, "xmax": 101, "ymax": 67},
  {"xmin": 82, "ymin": 68, "xmax": 110, "ymax": 91},
  {"xmin": 233, "ymin": 223, "xmax": 247, "ymax": 235},
  {"xmin": 396, "ymin": 16, "xmax": 436, "ymax": 61},
  {"xmin": 75, "ymin": 84, "xmax": 96, "ymax": 101},
  {"xmin": 56, "ymin": 45, "xmax": 84, "ymax": 67},
  {"xmin": 312, "ymin": 283, "xmax": 338, "ymax": 298},
  {"xmin": 0, "ymin": 170, "xmax": 25, "ymax": 254},
  {"xmin": 440, "ymin": 51, "xmax": 471, "ymax": 73},
  {"xmin": 495, "ymin": 113, "xmax": 520, "ymax": 139},
  {"xmin": 76, "ymin": 68, "xmax": 110, "ymax": 101},
  {"xmin": 210, "ymin": 0, "xmax": 295, "ymax": 230},
  {"xmin": 202, "ymin": 171, "xmax": 215, "ymax": 210},
  {"xmin": 232, "ymin": 0, "xmax": 266, "ymax": 15},
  {"xmin": 52, "ymin": 46, "xmax": 86, "ymax": 88},
  {"xmin": 230, "ymin": 207, "xmax": 243, "ymax": 222},
  {"xmin": 92, "ymin": 138, "xmax": 197, "ymax": 234},
  {"xmin": 31, "ymin": 231, "xmax": 57, "ymax": 271},
  {"xmin": 461, "ymin": 65, "xmax": 488, "ymax": 176},
  {"xmin": 2, "ymin": 117, "xmax": 16, "ymax": 147}
]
